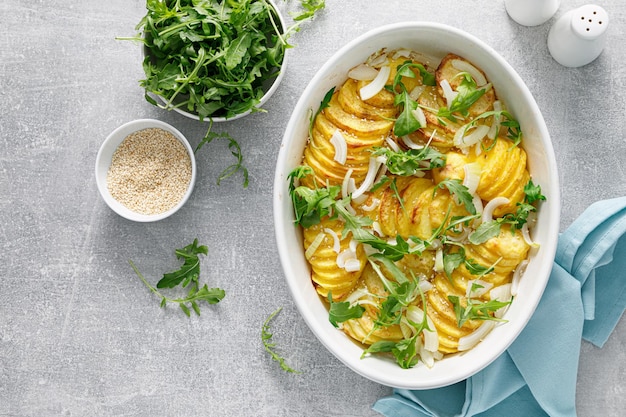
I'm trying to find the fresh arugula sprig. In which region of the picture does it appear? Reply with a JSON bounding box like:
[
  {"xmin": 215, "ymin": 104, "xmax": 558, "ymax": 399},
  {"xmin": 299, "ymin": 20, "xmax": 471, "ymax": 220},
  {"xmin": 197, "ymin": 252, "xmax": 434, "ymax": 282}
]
[
  {"xmin": 288, "ymin": 166, "xmax": 341, "ymax": 228},
  {"xmin": 442, "ymin": 247, "xmax": 494, "ymax": 279},
  {"xmin": 129, "ymin": 239, "xmax": 225, "ymax": 317},
  {"xmin": 437, "ymin": 72, "xmax": 487, "ymax": 122},
  {"xmin": 262, "ymin": 307, "xmax": 302, "ymax": 374},
  {"xmin": 360, "ymin": 256, "xmax": 432, "ymax": 368},
  {"xmin": 196, "ymin": 121, "xmax": 249, "ymax": 188},
  {"xmin": 368, "ymin": 255, "xmax": 422, "ymax": 328},
  {"xmin": 309, "ymin": 86, "xmax": 335, "ymax": 138},
  {"xmin": 372, "ymin": 146, "xmax": 446, "ymax": 176},
  {"xmin": 448, "ymin": 295, "xmax": 512, "ymax": 327},
  {"xmin": 435, "ymin": 178, "xmax": 477, "ymax": 215},
  {"xmin": 460, "ymin": 110, "xmax": 523, "ymax": 148},
  {"xmin": 469, "ymin": 180, "xmax": 546, "ymax": 245},
  {"xmin": 362, "ymin": 335, "xmax": 421, "ymax": 369},
  {"xmin": 389, "ymin": 61, "xmax": 436, "ymax": 137},
  {"xmin": 327, "ymin": 293, "xmax": 366, "ymax": 327},
  {"xmin": 290, "ymin": 0, "xmax": 326, "ymax": 25}
]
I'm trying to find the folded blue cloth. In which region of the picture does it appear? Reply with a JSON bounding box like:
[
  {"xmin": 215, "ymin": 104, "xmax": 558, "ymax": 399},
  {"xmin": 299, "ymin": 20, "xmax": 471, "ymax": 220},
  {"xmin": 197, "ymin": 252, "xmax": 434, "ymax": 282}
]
[{"xmin": 373, "ymin": 197, "xmax": 626, "ymax": 417}]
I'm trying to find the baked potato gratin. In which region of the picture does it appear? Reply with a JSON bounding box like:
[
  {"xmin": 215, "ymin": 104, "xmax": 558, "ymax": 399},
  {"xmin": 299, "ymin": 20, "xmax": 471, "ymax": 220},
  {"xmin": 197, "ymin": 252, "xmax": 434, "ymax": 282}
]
[{"xmin": 288, "ymin": 49, "xmax": 545, "ymax": 369}]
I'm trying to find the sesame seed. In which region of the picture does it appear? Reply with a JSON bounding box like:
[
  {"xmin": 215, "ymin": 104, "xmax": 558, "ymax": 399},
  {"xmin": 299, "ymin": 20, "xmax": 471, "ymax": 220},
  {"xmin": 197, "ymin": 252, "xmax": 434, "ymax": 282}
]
[{"xmin": 106, "ymin": 128, "xmax": 192, "ymax": 215}]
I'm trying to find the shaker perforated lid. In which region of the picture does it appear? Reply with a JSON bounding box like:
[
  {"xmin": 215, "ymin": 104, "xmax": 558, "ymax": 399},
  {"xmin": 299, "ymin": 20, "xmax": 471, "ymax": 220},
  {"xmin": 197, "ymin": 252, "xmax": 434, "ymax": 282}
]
[{"xmin": 571, "ymin": 5, "xmax": 609, "ymax": 40}]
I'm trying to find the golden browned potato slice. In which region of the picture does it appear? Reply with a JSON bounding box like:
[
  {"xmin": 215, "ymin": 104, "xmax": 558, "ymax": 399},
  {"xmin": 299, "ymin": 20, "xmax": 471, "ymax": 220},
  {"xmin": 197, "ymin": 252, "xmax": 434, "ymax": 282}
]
[
  {"xmin": 475, "ymin": 138, "xmax": 530, "ymax": 216},
  {"xmin": 324, "ymin": 92, "xmax": 394, "ymax": 137},
  {"xmin": 436, "ymin": 53, "xmax": 496, "ymax": 117},
  {"xmin": 303, "ymin": 218, "xmax": 367, "ymax": 301},
  {"xmin": 338, "ymin": 78, "xmax": 397, "ymax": 121}
]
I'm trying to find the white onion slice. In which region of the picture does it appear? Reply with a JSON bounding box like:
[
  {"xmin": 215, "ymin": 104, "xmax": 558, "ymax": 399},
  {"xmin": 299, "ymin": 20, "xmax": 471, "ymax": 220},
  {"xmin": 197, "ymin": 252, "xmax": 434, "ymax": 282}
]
[
  {"xmin": 521, "ymin": 223, "xmax": 540, "ymax": 248},
  {"xmin": 466, "ymin": 279, "xmax": 494, "ymax": 298},
  {"xmin": 420, "ymin": 344, "xmax": 435, "ymax": 368},
  {"xmin": 458, "ymin": 321, "xmax": 496, "ymax": 351},
  {"xmin": 407, "ymin": 306, "xmax": 439, "ymax": 352},
  {"xmin": 385, "ymin": 136, "xmax": 400, "ymax": 152},
  {"xmin": 305, "ymin": 232, "xmax": 325, "ymax": 260},
  {"xmin": 344, "ymin": 286, "xmax": 368, "ymax": 305},
  {"xmin": 511, "ymin": 259, "xmax": 529, "ymax": 296},
  {"xmin": 352, "ymin": 157, "xmax": 382, "ymax": 199},
  {"xmin": 360, "ymin": 65, "xmax": 391, "ymax": 101},
  {"xmin": 336, "ymin": 249, "xmax": 354, "ymax": 268},
  {"xmin": 434, "ymin": 248, "xmax": 444, "ymax": 272},
  {"xmin": 490, "ymin": 283, "xmax": 512, "ymax": 302},
  {"xmin": 481, "ymin": 197, "xmax": 510, "ymax": 223},
  {"xmin": 368, "ymin": 53, "xmax": 388, "ymax": 68},
  {"xmin": 401, "ymin": 135, "xmax": 424, "ymax": 150},
  {"xmin": 454, "ymin": 124, "xmax": 490, "ymax": 148},
  {"xmin": 412, "ymin": 106, "xmax": 427, "ymax": 128},
  {"xmin": 371, "ymin": 221, "xmax": 383, "ymax": 236},
  {"xmin": 487, "ymin": 100, "xmax": 503, "ymax": 139},
  {"xmin": 451, "ymin": 59, "xmax": 487, "ymax": 86},
  {"xmin": 419, "ymin": 279, "xmax": 433, "ymax": 294},
  {"xmin": 392, "ymin": 49, "xmax": 412, "ymax": 59},
  {"xmin": 409, "ymin": 85, "xmax": 426, "ymax": 101},
  {"xmin": 323, "ymin": 228, "xmax": 341, "ymax": 253},
  {"xmin": 440, "ymin": 79, "xmax": 458, "ymax": 108},
  {"xmin": 462, "ymin": 162, "xmax": 482, "ymax": 196},
  {"xmin": 348, "ymin": 63, "xmax": 378, "ymax": 81},
  {"xmin": 473, "ymin": 195, "xmax": 484, "ymax": 216},
  {"xmin": 490, "ymin": 284, "xmax": 513, "ymax": 319},
  {"xmin": 341, "ymin": 168, "xmax": 354, "ymax": 199},
  {"xmin": 344, "ymin": 258, "xmax": 362, "ymax": 272},
  {"xmin": 330, "ymin": 129, "xmax": 348, "ymax": 164},
  {"xmin": 361, "ymin": 198, "xmax": 380, "ymax": 212}
]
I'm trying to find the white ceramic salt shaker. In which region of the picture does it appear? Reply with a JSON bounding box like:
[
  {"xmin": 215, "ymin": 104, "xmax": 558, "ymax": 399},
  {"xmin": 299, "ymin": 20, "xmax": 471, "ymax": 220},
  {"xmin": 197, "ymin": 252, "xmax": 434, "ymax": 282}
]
[
  {"xmin": 505, "ymin": 0, "xmax": 560, "ymax": 26},
  {"xmin": 548, "ymin": 4, "xmax": 609, "ymax": 67}
]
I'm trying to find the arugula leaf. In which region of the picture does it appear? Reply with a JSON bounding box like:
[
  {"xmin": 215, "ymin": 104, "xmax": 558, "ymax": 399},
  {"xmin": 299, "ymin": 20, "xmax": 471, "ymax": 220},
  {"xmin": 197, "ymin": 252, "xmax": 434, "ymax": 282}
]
[
  {"xmin": 437, "ymin": 72, "xmax": 487, "ymax": 122},
  {"xmin": 196, "ymin": 121, "xmax": 249, "ymax": 188},
  {"xmin": 524, "ymin": 180, "xmax": 546, "ymax": 204},
  {"xmin": 156, "ymin": 239, "xmax": 208, "ymax": 289},
  {"xmin": 288, "ymin": 167, "xmax": 341, "ymax": 228},
  {"xmin": 362, "ymin": 336, "xmax": 420, "ymax": 369},
  {"xmin": 436, "ymin": 179, "xmax": 476, "ymax": 215},
  {"xmin": 309, "ymin": 86, "xmax": 335, "ymax": 138},
  {"xmin": 373, "ymin": 146, "xmax": 446, "ymax": 177},
  {"xmin": 448, "ymin": 295, "xmax": 512, "ymax": 327},
  {"xmin": 327, "ymin": 293, "xmax": 366, "ymax": 328},
  {"xmin": 129, "ymin": 239, "xmax": 225, "ymax": 317},
  {"xmin": 262, "ymin": 307, "xmax": 302, "ymax": 374},
  {"xmin": 389, "ymin": 61, "xmax": 435, "ymax": 136},
  {"xmin": 468, "ymin": 179, "xmax": 546, "ymax": 244}
]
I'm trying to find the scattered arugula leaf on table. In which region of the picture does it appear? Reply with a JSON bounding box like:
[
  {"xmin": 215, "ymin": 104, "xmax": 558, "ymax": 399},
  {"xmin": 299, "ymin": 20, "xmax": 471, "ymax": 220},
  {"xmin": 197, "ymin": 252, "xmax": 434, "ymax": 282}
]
[
  {"xmin": 129, "ymin": 239, "xmax": 225, "ymax": 317},
  {"xmin": 262, "ymin": 307, "xmax": 302, "ymax": 374}
]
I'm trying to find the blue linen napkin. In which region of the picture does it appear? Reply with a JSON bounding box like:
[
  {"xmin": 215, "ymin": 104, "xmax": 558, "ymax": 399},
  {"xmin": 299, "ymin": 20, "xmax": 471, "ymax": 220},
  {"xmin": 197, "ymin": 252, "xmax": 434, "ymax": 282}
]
[{"xmin": 373, "ymin": 196, "xmax": 626, "ymax": 417}]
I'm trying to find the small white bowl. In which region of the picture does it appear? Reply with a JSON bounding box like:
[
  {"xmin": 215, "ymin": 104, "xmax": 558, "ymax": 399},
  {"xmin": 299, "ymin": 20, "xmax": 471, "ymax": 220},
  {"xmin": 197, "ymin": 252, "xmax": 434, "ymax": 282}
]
[
  {"xmin": 146, "ymin": 0, "xmax": 289, "ymax": 122},
  {"xmin": 273, "ymin": 22, "xmax": 560, "ymax": 389},
  {"xmin": 95, "ymin": 119, "xmax": 196, "ymax": 222}
]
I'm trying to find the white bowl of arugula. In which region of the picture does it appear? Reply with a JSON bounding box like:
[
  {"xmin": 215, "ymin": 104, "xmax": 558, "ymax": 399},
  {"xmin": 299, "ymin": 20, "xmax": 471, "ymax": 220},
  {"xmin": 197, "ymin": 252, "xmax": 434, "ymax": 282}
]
[
  {"xmin": 133, "ymin": 0, "xmax": 290, "ymax": 122},
  {"xmin": 273, "ymin": 22, "xmax": 560, "ymax": 389}
]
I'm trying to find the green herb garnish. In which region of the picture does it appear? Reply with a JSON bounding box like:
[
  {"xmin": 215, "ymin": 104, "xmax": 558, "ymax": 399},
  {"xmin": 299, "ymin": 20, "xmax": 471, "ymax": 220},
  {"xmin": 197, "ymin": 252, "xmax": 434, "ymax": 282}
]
[
  {"xmin": 196, "ymin": 121, "xmax": 249, "ymax": 188},
  {"xmin": 437, "ymin": 72, "xmax": 487, "ymax": 122},
  {"xmin": 447, "ymin": 295, "xmax": 512, "ymax": 327},
  {"xmin": 469, "ymin": 180, "xmax": 546, "ymax": 244},
  {"xmin": 130, "ymin": 239, "xmax": 225, "ymax": 316},
  {"xmin": 262, "ymin": 307, "xmax": 302, "ymax": 374},
  {"xmin": 327, "ymin": 293, "xmax": 365, "ymax": 328},
  {"xmin": 373, "ymin": 146, "xmax": 446, "ymax": 177}
]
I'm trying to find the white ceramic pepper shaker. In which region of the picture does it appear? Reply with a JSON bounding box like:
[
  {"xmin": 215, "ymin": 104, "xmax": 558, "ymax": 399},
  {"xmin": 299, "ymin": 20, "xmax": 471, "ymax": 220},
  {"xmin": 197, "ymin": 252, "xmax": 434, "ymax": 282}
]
[
  {"xmin": 505, "ymin": 0, "xmax": 560, "ymax": 26},
  {"xmin": 548, "ymin": 4, "xmax": 609, "ymax": 67}
]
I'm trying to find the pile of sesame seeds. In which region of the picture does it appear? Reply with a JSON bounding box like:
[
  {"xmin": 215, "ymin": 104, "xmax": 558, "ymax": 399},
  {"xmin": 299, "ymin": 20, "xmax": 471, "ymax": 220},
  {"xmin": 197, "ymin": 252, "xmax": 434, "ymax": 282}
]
[{"xmin": 106, "ymin": 128, "xmax": 192, "ymax": 215}]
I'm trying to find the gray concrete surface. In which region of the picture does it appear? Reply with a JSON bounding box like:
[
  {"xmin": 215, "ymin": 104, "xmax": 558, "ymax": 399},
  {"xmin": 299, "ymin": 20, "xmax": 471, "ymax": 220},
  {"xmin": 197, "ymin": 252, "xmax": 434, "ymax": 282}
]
[{"xmin": 1, "ymin": 1, "xmax": 624, "ymax": 416}]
